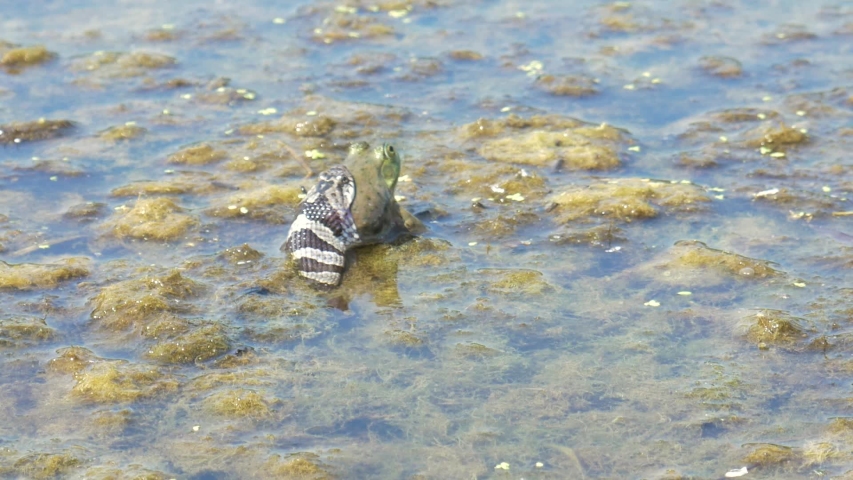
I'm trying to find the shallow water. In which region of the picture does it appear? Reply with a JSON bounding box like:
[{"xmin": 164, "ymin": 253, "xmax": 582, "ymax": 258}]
[{"xmin": 1, "ymin": 0, "xmax": 852, "ymax": 478}]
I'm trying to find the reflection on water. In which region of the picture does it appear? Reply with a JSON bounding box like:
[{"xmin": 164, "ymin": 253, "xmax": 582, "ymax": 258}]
[{"xmin": 1, "ymin": 0, "xmax": 853, "ymax": 478}]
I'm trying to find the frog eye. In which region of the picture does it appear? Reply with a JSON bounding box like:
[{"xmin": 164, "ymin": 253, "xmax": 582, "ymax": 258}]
[{"xmin": 384, "ymin": 144, "xmax": 395, "ymax": 156}]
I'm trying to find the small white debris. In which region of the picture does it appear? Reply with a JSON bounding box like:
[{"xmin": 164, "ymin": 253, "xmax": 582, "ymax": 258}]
[
  {"xmin": 714, "ymin": 194, "xmax": 725, "ymax": 200},
  {"xmin": 628, "ymin": 145, "xmax": 641, "ymax": 152},
  {"xmin": 388, "ymin": 9, "xmax": 408, "ymax": 18},
  {"xmin": 506, "ymin": 193, "xmax": 525, "ymax": 202},
  {"xmin": 38, "ymin": 244, "xmax": 50, "ymax": 250},
  {"xmin": 227, "ymin": 205, "xmax": 238, "ymax": 210},
  {"xmin": 822, "ymin": 186, "xmax": 831, "ymax": 192},
  {"xmin": 239, "ymin": 207, "xmax": 249, "ymax": 214},
  {"xmin": 181, "ymin": 93, "xmax": 192, "ymax": 99},
  {"xmin": 518, "ymin": 60, "xmax": 543, "ymax": 76},
  {"xmin": 398, "ymin": 174, "xmax": 412, "ymax": 182},
  {"xmin": 754, "ymin": 188, "xmax": 779, "ymax": 198},
  {"xmin": 305, "ymin": 149, "xmax": 325, "ymax": 159},
  {"xmin": 471, "ymin": 197, "xmax": 481, "ymax": 202},
  {"xmin": 394, "ymin": 195, "xmax": 406, "ymax": 202},
  {"xmin": 518, "ymin": 169, "xmax": 529, "ymax": 177},
  {"xmin": 793, "ymin": 282, "xmax": 806, "ymax": 288},
  {"xmin": 192, "ymin": 425, "xmax": 200, "ymax": 432},
  {"xmin": 769, "ymin": 152, "xmax": 786, "ymax": 158},
  {"xmin": 642, "ymin": 71, "xmax": 651, "ymax": 77},
  {"xmin": 49, "ymin": 176, "xmax": 58, "ymax": 181},
  {"xmin": 725, "ymin": 466, "xmax": 748, "ymax": 478},
  {"xmin": 468, "ymin": 242, "xmax": 478, "ymax": 246},
  {"xmin": 257, "ymin": 107, "xmax": 277, "ymax": 115},
  {"xmin": 677, "ymin": 291, "xmax": 692, "ymax": 296},
  {"xmin": 762, "ymin": 95, "xmax": 772, "ymax": 102},
  {"xmin": 719, "ymin": 136, "xmax": 728, "ymax": 142},
  {"xmin": 334, "ymin": 5, "xmax": 357, "ymax": 14},
  {"xmin": 306, "ymin": 110, "xmax": 317, "ymax": 116},
  {"xmin": 495, "ymin": 462, "xmax": 510, "ymax": 470},
  {"xmin": 605, "ymin": 246, "xmax": 621, "ymax": 253},
  {"xmin": 490, "ymin": 184, "xmax": 506, "ymax": 194},
  {"xmin": 186, "ymin": 242, "xmax": 196, "ymax": 247},
  {"xmin": 623, "ymin": 84, "xmax": 636, "ymax": 90},
  {"xmin": 520, "ymin": 240, "xmax": 532, "ymax": 245},
  {"xmin": 273, "ymin": 17, "xmax": 285, "ymax": 24},
  {"xmin": 644, "ymin": 299, "xmax": 660, "ymax": 307},
  {"xmin": 500, "ymin": 106, "xmax": 512, "ymax": 112},
  {"xmin": 796, "ymin": 110, "xmax": 806, "ymax": 116},
  {"xmin": 535, "ymin": 462, "xmax": 544, "ymax": 468},
  {"xmin": 756, "ymin": 113, "xmax": 766, "ymax": 120},
  {"xmin": 759, "ymin": 146, "xmax": 772, "ymax": 155}
]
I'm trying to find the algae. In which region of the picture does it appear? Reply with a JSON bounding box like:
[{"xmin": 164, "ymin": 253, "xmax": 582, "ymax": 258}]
[
  {"xmin": 546, "ymin": 178, "xmax": 709, "ymax": 223},
  {"xmin": 0, "ymin": 316, "xmax": 56, "ymax": 348},
  {"xmin": 0, "ymin": 45, "xmax": 55, "ymax": 70},
  {"xmin": 11, "ymin": 452, "xmax": 81, "ymax": 480},
  {"xmin": 90, "ymin": 270, "xmax": 203, "ymax": 331},
  {"xmin": 204, "ymin": 388, "xmax": 274, "ymax": 419},
  {"xmin": 744, "ymin": 310, "xmax": 808, "ymax": 347},
  {"xmin": 535, "ymin": 74, "xmax": 598, "ymax": 97},
  {"xmin": 99, "ymin": 124, "xmax": 147, "ymax": 141},
  {"xmin": 167, "ymin": 143, "xmax": 228, "ymax": 165},
  {"xmin": 0, "ymin": 258, "xmax": 89, "ymax": 290},
  {"xmin": 107, "ymin": 197, "xmax": 198, "ymax": 241},
  {"xmin": 0, "ymin": 119, "xmax": 74, "ymax": 145},
  {"xmin": 263, "ymin": 452, "xmax": 335, "ymax": 480},
  {"xmin": 221, "ymin": 244, "xmax": 264, "ymax": 265},
  {"xmin": 47, "ymin": 346, "xmax": 98, "ymax": 375},
  {"xmin": 72, "ymin": 361, "xmax": 178, "ymax": 403},
  {"xmin": 698, "ymin": 56, "xmax": 743, "ymax": 78},
  {"xmin": 742, "ymin": 443, "xmax": 797, "ymax": 467},
  {"xmin": 146, "ymin": 324, "xmax": 229, "ymax": 364},
  {"xmin": 206, "ymin": 184, "xmax": 302, "ymax": 223},
  {"xmin": 666, "ymin": 240, "xmax": 780, "ymax": 279}
]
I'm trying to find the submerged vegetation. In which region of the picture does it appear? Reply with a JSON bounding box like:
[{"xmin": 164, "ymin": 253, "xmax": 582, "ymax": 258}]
[{"xmin": 0, "ymin": 0, "xmax": 851, "ymax": 478}]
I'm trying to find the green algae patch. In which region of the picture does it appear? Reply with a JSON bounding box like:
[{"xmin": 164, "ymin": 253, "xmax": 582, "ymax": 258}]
[
  {"xmin": 10, "ymin": 452, "xmax": 81, "ymax": 480},
  {"xmin": 535, "ymin": 74, "xmax": 599, "ymax": 97},
  {"xmin": 0, "ymin": 258, "xmax": 89, "ymax": 290},
  {"xmin": 146, "ymin": 324, "xmax": 230, "ymax": 364},
  {"xmin": 479, "ymin": 130, "xmax": 621, "ymax": 170},
  {"xmin": 460, "ymin": 114, "xmax": 631, "ymax": 170},
  {"xmin": 743, "ymin": 123, "xmax": 808, "ymax": 150},
  {"xmin": 742, "ymin": 443, "xmax": 798, "ymax": 468},
  {"xmin": 449, "ymin": 50, "xmax": 483, "ymax": 61},
  {"xmin": 698, "ymin": 56, "xmax": 743, "ymax": 78},
  {"xmin": 83, "ymin": 465, "xmax": 170, "ymax": 480},
  {"xmin": 48, "ymin": 346, "xmax": 98, "ymax": 375},
  {"xmin": 384, "ymin": 329, "xmax": 426, "ymax": 347},
  {"xmin": 454, "ymin": 342, "xmax": 502, "ymax": 359},
  {"xmin": 90, "ymin": 271, "xmax": 203, "ymax": 331},
  {"xmin": 238, "ymin": 114, "xmax": 337, "ymax": 137},
  {"xmin": 546, "ymin": 178, "xmax": 709, "ymax": 223},
  {"xmin": 107, "ymin": 198, "xmax": 198, "ymax": 241},
  {"xmin": 72, "ymin": 51, "xmax": 176, "ymax": 78},
  {"xmin": 310, "ymin": 10, "xmax": 395, "ymax": 44},
  {"xmin": 0, "ymin": 316, "xmax": 56, "ymax": 348},
  {"xmin": 64, "ymin": 202, "xmax": 107, "ymax": 222},
  {"xmin": 472, "ymin": 210, "xmax": 541, "ymax": 238},
  {"xmin": 743, "ymin": 310, "xmax": 808, "ymax": 347},
  {"xmin": 110, "ymin": 179, "xmax": 199, "ymax": 197},
  {"xmin": 0, "ymin": 119, "xmax": 74, "ymax": 145},
  {"xmin": 206, "ymin": 184, "xmax": 302, "ymax": 223},
  {"xmin": 204, "ymin": 388, "xmax": 274, "ymax": 419},
  {"xmin": 483, "ymin": 269, "xmax": 554, "ymax": 296},
  {"xmin": 0, "ymin": 44, "xmax": 55, "ymax": 70},
  {"xmin": 667, "ymin": 240, "xmax": 780, "ymax": 279},
  {"xmin": 99, "ymin": 124, "xmax": 146, "ymax": 141},
  {"xmin": 72, "ymin": 361, "xmax": 178, "ymax": 403},
  {"xmin": 713, "ymin": 108, "xmax": 780, "ymax": 123},
  {"xmin": 167, "ymin": 143, "xmax": 228, "ymax": 165},
  {"xmin": 263, "ymin": 452, "xmax": 335, "ymax": 480},
  {"xmin": 221, "ymin": 243, "xmax": 264, "ymax": 265}
]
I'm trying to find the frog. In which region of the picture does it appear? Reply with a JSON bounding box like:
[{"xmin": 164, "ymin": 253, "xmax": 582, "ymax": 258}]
[{"xmin": 283, "ymin": 141, "xmax": 423, "ymax": 288}]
